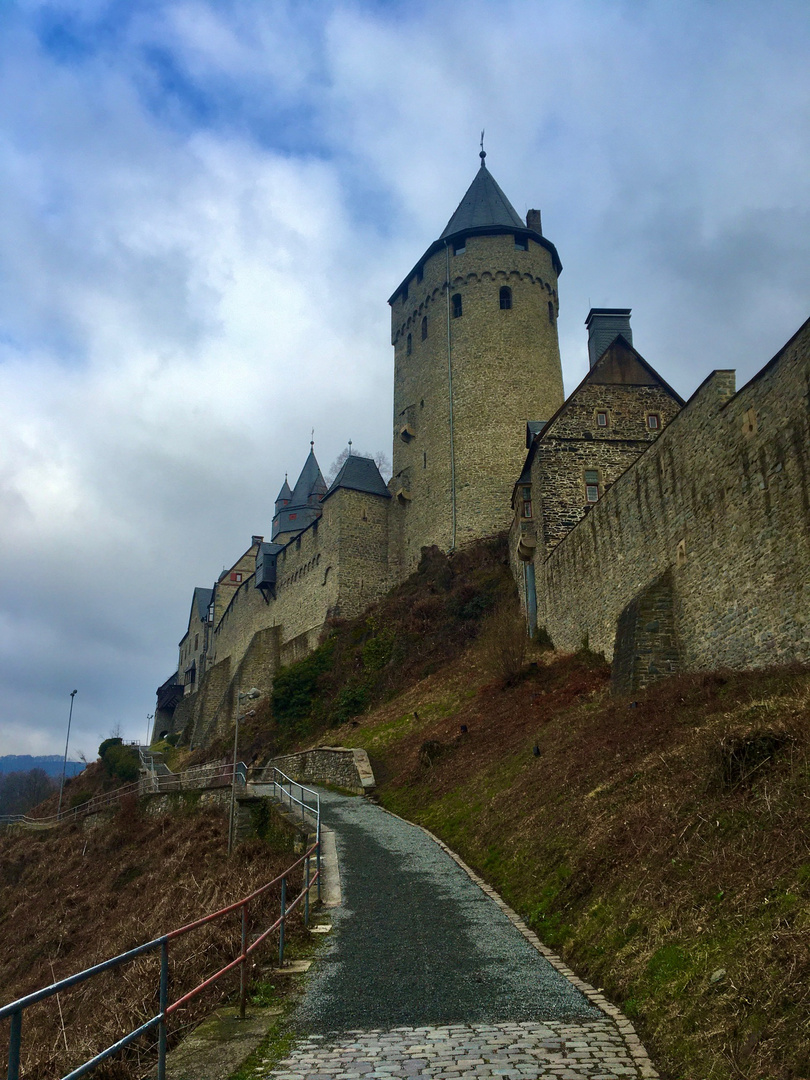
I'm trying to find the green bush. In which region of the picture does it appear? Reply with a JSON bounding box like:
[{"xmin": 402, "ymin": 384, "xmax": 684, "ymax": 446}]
[
  {"xmin": 101, "ymin": 743, "xmax": 139, "ymax": 782},
  {"xmin": 271, "ymin": 637, "xmax": 336, "ymax": 724},
  {"xmin": 98, "ymin": 737, "xmax": 123, "ymax": 759}
]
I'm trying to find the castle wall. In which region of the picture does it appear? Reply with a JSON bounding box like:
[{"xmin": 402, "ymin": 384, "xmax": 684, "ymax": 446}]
[
  {"xmin": 391, "ymin": 231, "xmax": 565, "ymax": 568},
  {"xmin": 180, "ymin": 486, "xmax": 394, "ymax": 744},
  {"xmin": 533, "ymin": 319, "xmax": 810, "ymax": 676}
]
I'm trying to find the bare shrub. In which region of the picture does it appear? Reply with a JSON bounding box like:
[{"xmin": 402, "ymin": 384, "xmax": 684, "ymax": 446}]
[{"xmin": 479, "ymin": 600, "xmax": 528, "ymax": 686}]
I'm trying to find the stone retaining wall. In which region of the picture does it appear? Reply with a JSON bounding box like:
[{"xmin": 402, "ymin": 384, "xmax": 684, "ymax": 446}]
[{"xmin": 269, "ymin": 747, "xmax": 376, "ymax": 795}]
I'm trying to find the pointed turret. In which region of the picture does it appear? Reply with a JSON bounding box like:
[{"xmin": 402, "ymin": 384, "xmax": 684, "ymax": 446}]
[
  {"xmin": 272, "ymin": 445, "xmax": 327, "ymax": 541},
  {"xmin": 440, "ymin": 155, "xmax": 525, "ymax": 240},
  {"xmin": 274, "ymin": 475, "xmax": 292, "ymax": 514}
]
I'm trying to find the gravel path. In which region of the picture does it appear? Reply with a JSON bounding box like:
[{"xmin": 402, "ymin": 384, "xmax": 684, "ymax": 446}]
[
  {"xmin": 259, "ymin": 791, "xmax": 658, "ymax": 1079},
  {"xmin": 294, "ymin": 791, "xmax": 602, "ymax": 1031}
]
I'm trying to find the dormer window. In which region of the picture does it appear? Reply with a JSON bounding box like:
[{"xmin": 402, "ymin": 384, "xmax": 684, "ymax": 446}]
[
  {"xmin": 452, "ymin": 293, "xmax": 463, "ymax": 318},
  {"xmin": 515, "ymin": 236, "xmax": 529, "ymax": 251},
  {"xmin": 521, "ymin": 485, "xmax": 533, "ymax": 519},
  {"xmin": 499, "ymin": 286, "xmax": 512, "ymax": 310}
]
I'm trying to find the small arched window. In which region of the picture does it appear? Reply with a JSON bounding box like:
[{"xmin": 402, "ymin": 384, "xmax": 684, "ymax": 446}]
[
  {"xmin": 452, "ymin": 293, "xmax": 462, "ymax": 318},
  {"xmin": 548, "ymin": 301, "xmax": 555, "ymax": 323},
  {"xmin": 421, "ymin": 316, "xmax": 427, "ymax": 340},
  {"xmin": 406, "ymin": 333, "xmax": 412, "ymax": 355},
  {"xmin": 499, "ymin": 286, "xmax": 512, "ymax": 310}
]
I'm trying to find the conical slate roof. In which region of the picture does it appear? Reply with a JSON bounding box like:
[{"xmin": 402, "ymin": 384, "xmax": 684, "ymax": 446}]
[
  {"xmin": 275, "ymin": 476, "xmax": 292, "ymax": 506},
  {"xmin": 289, "ymin": 448, "xmax": 326, "ymax": 508},
  {"xmin": 440, "ymin": 159, "xmax": 524, "ymax": 240},
  {"xmin": 325, "ymin": 455, "xmax": 391, "ymax": 500}
]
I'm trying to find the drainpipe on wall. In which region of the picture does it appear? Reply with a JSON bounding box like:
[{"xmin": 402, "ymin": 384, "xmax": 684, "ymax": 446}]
[
  {"xmin": 445, "ymin": 240, "xmax": 457, "ymax": 553},
  {"xmin": 524, "ymin": 562, "xmax": 538, "ymax": 637}
]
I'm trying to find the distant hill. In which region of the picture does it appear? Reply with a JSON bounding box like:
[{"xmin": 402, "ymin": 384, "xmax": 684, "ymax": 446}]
[{"xmin": 0, "ymin": 755, "xmax": 84, "ymax": 778}]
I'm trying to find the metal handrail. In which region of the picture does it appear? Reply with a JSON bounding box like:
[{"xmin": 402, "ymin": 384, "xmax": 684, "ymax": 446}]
[
  {"xmin": 252, "ymin": 767, "xmax": 321, "ymax": 841},
  {"xmin": 0, "ymin": 838, "xmax": 321, "ymax": 1080},
  {"xmin": 0, "ymin": 762, "xmax": 247, "ymax": 828}
]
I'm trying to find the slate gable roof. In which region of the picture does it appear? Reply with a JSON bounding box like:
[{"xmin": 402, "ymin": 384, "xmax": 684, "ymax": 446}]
[
  {"xmin": 440, "ymin": 162, "xmax": 525, "ymax": 238},
  {"xmin": 325, "ymin": 455, "xmax": 391, "ymax": 500},
  {"xmin": 192, "ymin": 587, "xmax": 212, "ymax": 624}
]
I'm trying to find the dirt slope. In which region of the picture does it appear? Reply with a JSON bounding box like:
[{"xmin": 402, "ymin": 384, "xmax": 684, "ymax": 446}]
[
  {"xmin": 0, "ymin": 796, "xmax": 305, "ymax": 1079},
  {"xmin": 332, "ymin": 648, "xmax": 810, "ymax": 1080}
]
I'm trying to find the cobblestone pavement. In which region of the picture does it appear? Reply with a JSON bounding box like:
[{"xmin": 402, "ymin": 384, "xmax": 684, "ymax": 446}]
[
  {"xmin": 263, "ymin": 1021, "xmax": 645, "ymax": 1078},
  {"xmin": 258, "ymin": 792, "xmax": 657, "ymax": 1078}
]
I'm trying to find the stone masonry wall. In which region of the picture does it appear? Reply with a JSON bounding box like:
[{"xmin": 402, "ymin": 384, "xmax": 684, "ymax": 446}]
[
  {"xmin": 534, "ymin": 318, "xmax": 810, "ymax": 674},
  {"xmin": 532, "ymin": 382, "xmax": 682, "ymax": 554},
  {"xmin": 269, "ymin": 747, "xmax": 376, "ymax": 795},
  {"xmin": 181, "ymin": 486, "xmax": 394, "ymax": 746},
  {"xmin": 391, "ymin": 231, "xmax": 565, "ymax": 569}
]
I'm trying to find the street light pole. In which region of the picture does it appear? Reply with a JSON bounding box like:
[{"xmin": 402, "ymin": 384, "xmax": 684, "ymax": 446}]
[
  {"xmin": 228, "ymin": 687, "xmax": 260, "ymax": 854},
  {"xmin": 57, "ymin": 690, "xmax": 78, "ymax": 818}
]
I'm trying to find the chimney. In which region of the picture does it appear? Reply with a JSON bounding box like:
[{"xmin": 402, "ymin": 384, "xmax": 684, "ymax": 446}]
[
  {"xmin": 585, "ymin": 308, "xmax": 632, "ymax": 369},
  {"xmin": 251, "ymin": 535, "xmax": 264, "ymax": 546},
  {"xmin": 526, "ymin": 209, "xmax": 542, "ymax": 234}
]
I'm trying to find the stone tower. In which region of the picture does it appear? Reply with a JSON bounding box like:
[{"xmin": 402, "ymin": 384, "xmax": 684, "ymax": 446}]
[{"xmin": 389, "ymin": 152, "xmax": 565, "ymax": 567}]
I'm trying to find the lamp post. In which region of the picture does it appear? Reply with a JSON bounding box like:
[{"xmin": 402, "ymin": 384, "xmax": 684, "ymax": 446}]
[
  {"xmin": 57, "ymin": 690, "xmax": 78, "ymax": 818},
  {"xmin": 228, "ymin": 687, "xmax": 260, "ymax": 854},
  {"xmin": 145, "ymin": 713, "xmax": 154, "ymax": 747}
]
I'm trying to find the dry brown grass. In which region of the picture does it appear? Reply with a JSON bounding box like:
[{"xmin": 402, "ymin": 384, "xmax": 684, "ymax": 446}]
[
  {"xmin": 0, "ymin": 798, "xmax": 305, "ymax": 1079},
  {"xmin": 335, "ymin": 654, "xmax": 810, "ymax": 1080}
]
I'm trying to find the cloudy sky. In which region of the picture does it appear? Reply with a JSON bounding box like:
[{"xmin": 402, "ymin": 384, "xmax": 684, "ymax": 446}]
[{"xmin": 0, "ymin": 0, "xmax": 807, "ymax": 760}]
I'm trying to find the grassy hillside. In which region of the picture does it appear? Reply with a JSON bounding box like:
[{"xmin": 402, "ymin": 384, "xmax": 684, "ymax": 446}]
[
  {"xmin": 235, "ymin": 539, "xmax": 810, "ymax": 1080},
  {"xmin": 0, "ymin": 795, "xmax": 306, "ymax": 1079}
]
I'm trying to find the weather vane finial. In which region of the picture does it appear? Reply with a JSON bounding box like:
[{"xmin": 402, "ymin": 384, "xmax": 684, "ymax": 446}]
[
  {"xmin": 310, "ymin": 428, "xmax": 315, "ymax": 449},
  {"xmin": 348, "ymin": 439, "xmax": 353, "ymax": 456},
  {"xmin": 479, "ymin": 129, "xmax": 486, "ymax": 166}
]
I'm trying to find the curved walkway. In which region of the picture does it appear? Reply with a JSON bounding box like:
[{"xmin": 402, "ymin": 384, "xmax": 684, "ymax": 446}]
[{"xmin": 260, "ymin": 791, "xmax": 657, "ymax": 1079}]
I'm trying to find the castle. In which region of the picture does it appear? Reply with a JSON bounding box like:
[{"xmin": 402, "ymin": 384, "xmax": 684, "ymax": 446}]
[{"xmin": 154, "ymin": 154, "xmax": 810, "ymax": 745}]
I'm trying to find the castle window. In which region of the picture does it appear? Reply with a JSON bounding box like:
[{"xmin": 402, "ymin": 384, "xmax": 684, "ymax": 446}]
[
  {"xmin": 499, "ymin": 286, "xmax": 512, "ymax": 310},
  {"xmin": 453, "ymin": 240, "xmax": 466, "ymax": 255},
  {"xmin": 521, "ymin": 485, "xmax": 533, "ymax": 519},
  {"xmin": 515, "ymin": 235, "xmax": 528, "ymax": 251},
  {"xmin": 423, "ymin": 451, "xmax": 427, "ymax": 469},
  {"xmin": 194, "ymin": 634, "xmax": 199, "ymax": 650},
  {"xmin": 230, "ymin": 572, "xmax": 242, "ymax": 583},
  {"xmin": 416, "ymin": 266, "xmax": 423, "ymax": 283},
  {"xmin": 407, "ymin": 333, "xmax": 412, "ymax": 355},
  {"xmin": 584, "ymin": 470, "xmax": 600, "ymax": 503},
  {"xmin": 596, "ymin": 411, "xmax": 608, "ymax": 428},
  {"xmin": 647, "ymin": 413, "xmax": 660, "ymax": 430},
  {"xmin": 548, "ymin": 301, "xmax": 555, "ymax": 323},
  {"xmin": 452, "ymin": 293, "xmax": 463, "ymax": 318},
  {"xmin": 402, "ymin": 284, "xmax": 408, "ymax": 302},
  {"xmin": 421, "ymin": 316, "xmax": 427, "ymax": 340}
]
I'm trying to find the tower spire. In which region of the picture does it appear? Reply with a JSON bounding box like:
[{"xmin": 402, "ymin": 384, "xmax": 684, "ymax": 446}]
[{"xmin": 479, "ymin": 129, "xmax": 486, "ymax": 167}]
